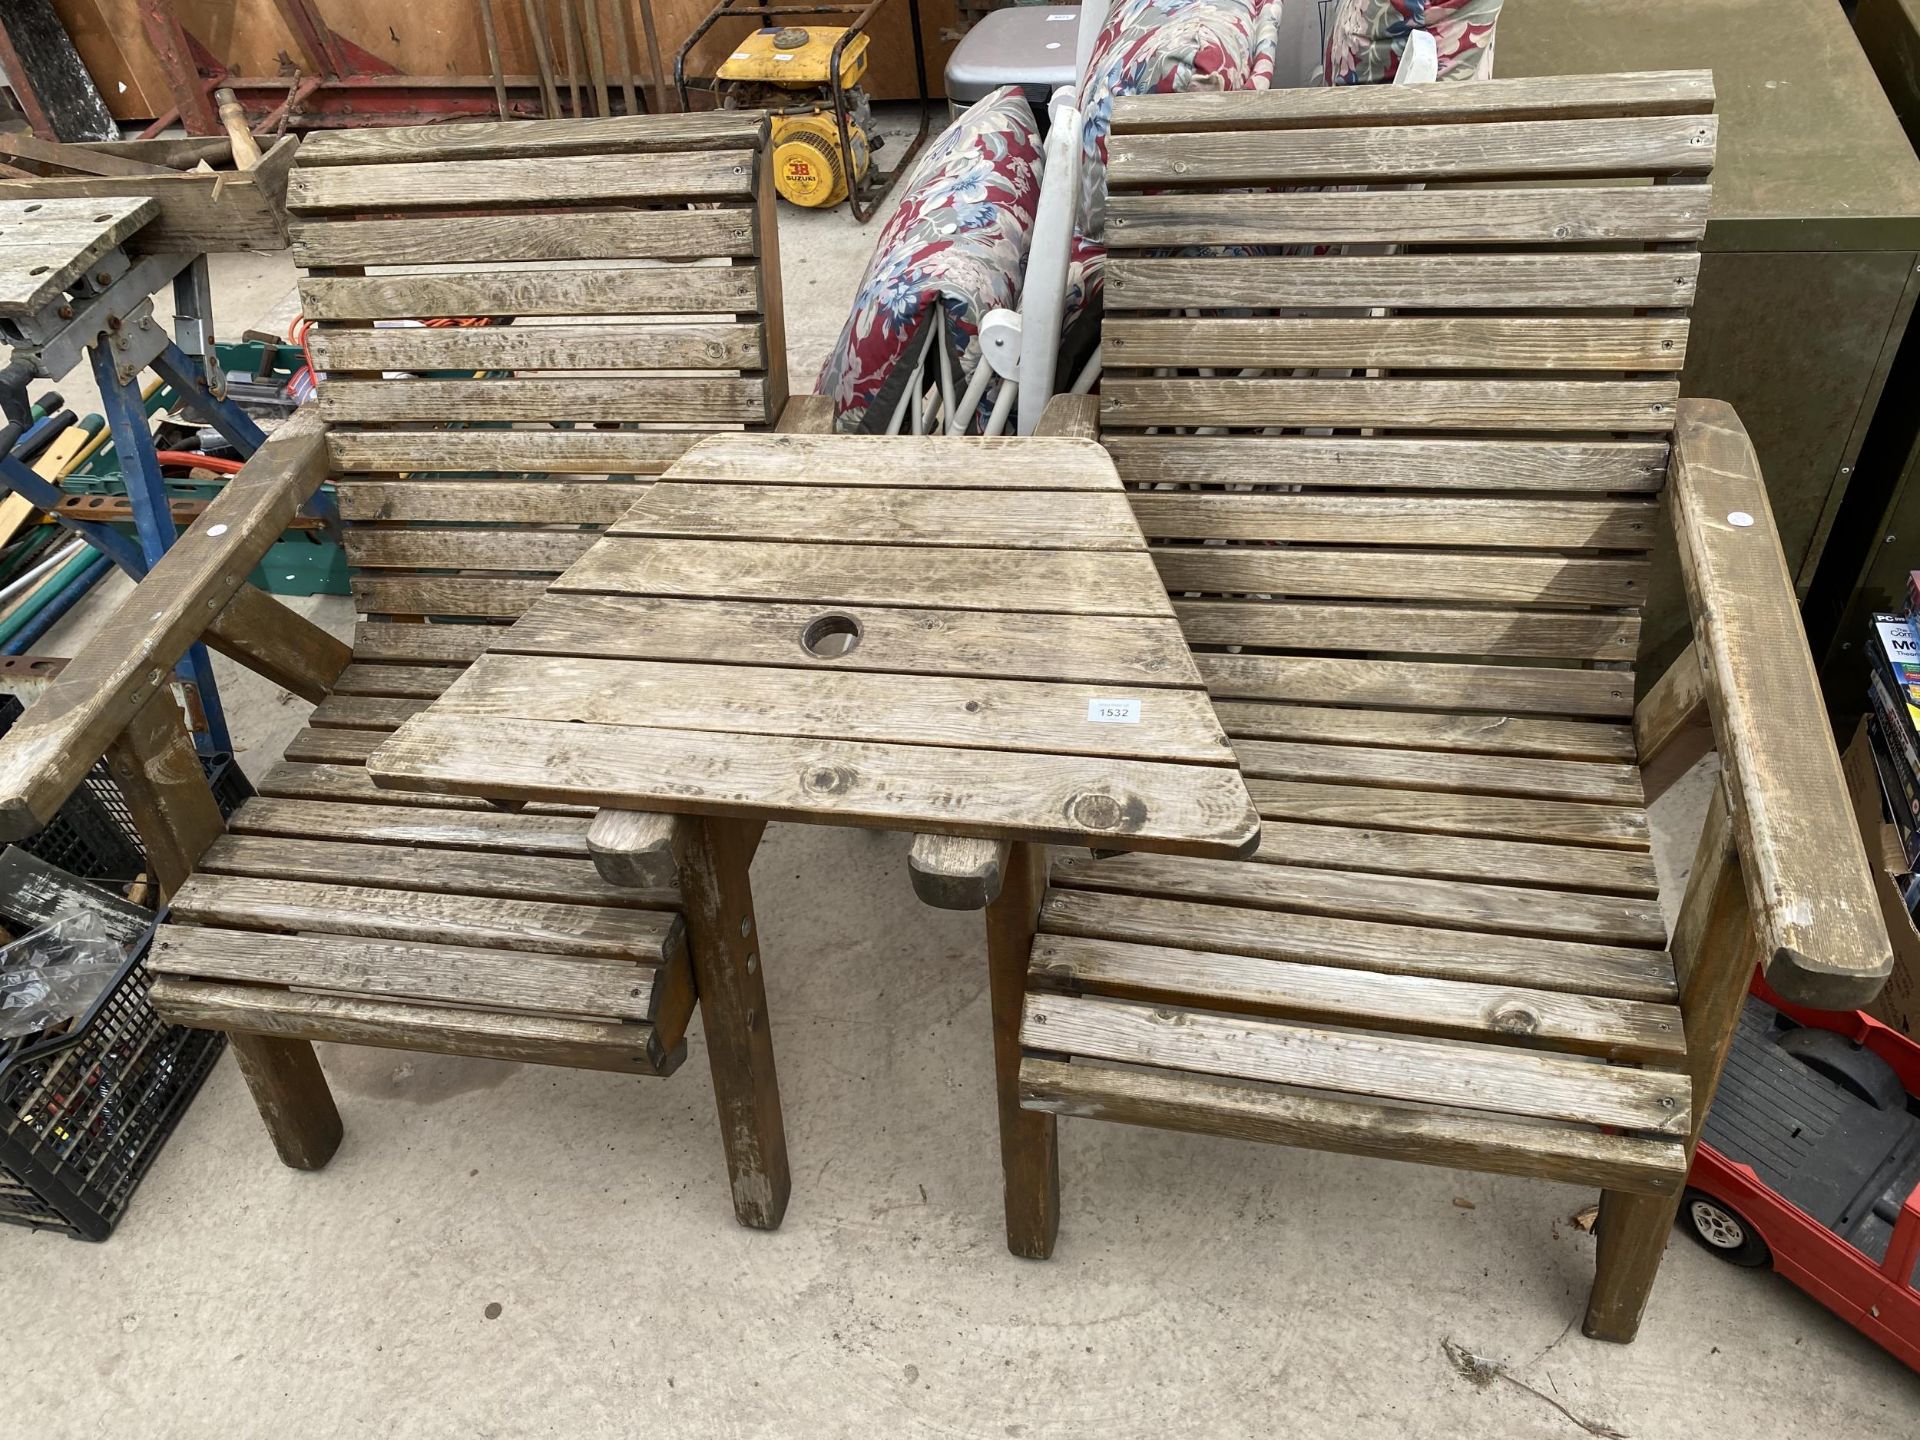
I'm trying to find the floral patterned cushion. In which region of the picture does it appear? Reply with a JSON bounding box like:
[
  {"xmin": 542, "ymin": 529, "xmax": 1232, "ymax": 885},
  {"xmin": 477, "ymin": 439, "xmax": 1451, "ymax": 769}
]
[
  {"xmin": 1076, "ymin": 0, "xmax": 1283, "ymax": 245},
  {"xmin": 1324, "ymin": 0, "xmax": 1501, "ymax": 85},
  {"xmin": 817, "ymin": 86, "xmax": 1042, "ymax": 431},
  {"xmin": 1061, "ymin": 0, "xmax": 1281, "ymax": 338}
]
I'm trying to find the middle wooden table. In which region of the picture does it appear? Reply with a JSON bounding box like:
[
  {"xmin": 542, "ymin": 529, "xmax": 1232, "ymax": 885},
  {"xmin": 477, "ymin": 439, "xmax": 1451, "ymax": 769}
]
[{"xmin": 366, "ymin": 431, "xmax": 1258, "ymax": 1243}]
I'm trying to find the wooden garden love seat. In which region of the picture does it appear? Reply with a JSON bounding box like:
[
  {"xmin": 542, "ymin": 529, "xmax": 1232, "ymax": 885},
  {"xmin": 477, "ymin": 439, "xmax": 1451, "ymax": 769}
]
[
  {"xmin": 987, "ymin": 71, "xmax": 1896, "ymax": 1340},
  {"xmin": 0, "ymin": 112, "xmax": 818, "ymax": 1228}
]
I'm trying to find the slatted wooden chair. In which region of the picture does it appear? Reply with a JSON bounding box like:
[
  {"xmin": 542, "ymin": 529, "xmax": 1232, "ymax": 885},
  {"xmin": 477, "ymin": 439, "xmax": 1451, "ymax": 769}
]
[
  {"xmin": 989, "ymin": 72, "xmax": 1896, "ymax": 1339},
  {"xmin": 0, "ymin": 112, "xmax": 819, "ymax": 1229}
]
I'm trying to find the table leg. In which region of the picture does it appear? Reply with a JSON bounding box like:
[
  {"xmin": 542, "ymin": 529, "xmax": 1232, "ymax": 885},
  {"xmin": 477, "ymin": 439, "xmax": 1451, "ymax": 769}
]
[
  {"xmin": 679, "ymin": 815, "xmax": 790, "ymax": 1231},
  {"xmin": 985, "ymin": 840, "xmax": 1059, "ymax": 1258}
]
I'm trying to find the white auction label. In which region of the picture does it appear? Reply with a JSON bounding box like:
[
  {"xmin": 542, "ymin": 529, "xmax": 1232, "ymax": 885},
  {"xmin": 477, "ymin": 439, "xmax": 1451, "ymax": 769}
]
[{"xmin": 1087, "ymin": 697, "xmax": 1142, "ymax": 724}]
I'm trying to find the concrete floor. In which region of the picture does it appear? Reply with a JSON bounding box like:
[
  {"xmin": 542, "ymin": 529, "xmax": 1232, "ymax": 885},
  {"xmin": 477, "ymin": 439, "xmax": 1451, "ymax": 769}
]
[{"xmin": 6, "ymin": 168, "xmax": 1920, "ymax": 1438}]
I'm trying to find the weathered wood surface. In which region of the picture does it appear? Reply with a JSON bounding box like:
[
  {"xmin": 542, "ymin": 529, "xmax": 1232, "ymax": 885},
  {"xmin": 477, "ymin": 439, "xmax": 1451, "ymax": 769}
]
[
  {"xmin": 366, "ymin": 434, "xmax": 1257, "ymax": 857},
  {"xmin": 1209, "ymin": 702, "xmax": 1636, "ymax": 762},
  {"xmin": 1238, "ymin": 819, "xmax": 1659, "ymax": 897},
  {"xmin": 221, "ymin": 1030, "xmax": 343, "ymax": 1170},
  {"xmin": 299, "ymin": 265, "xmax": 760, "ymax": 321},
  {"xmin": 336, "ymin": 481, "xmax": 652, "ymax": 526},
  {"xmin": 1197, "ymin": 654, "xmax": 1635, "ymax": 719},
  {"xmin": 989, "ymin": 843, "xmax": 1060, "ymax": 1256},
  {"xmin": 1635, "ymin": 641, "xmax": 1714, "ymax": 803},
  {"xmin": 292, "ymin": 208, "xmax": 758, "ymax": 267},
  {"xmin": 1109, "ymin": 115, "xmax": 1716, "ymax": 187},
  {"xmin": 369, "ymin": 714, "xmax": 1263, "ymax": 857},
  {"xmin": 150, "ymin": 925, "xmax": 671, "ymax": 1023},
  {"xmin": 1133, "ymin": 494, "xmax": 1655, "ymax": 549},
  {"xmin": 1023, "ymin": 993, "xmax": 1688, "ymax": 1134},
  {"xmin": 227, "ymin": 796, "xmax": 596, "ymax": 856},
  {"xmin": 1105, "ymin": 253, "xmax": 1699, "ymax": 311},
  {"xmin": 428, "ymin": 654, "xmax": 1233, "ymax": 764},
  {"xmin": 106, "ymin": 690, "xmax": 223, "ymax": 903},
  {"xmin": 297, "ymin": 111, "xmax": 767, "ymax": 166},
  {"xmin": 1106, "ymin": 186, "xmax": 1708, "ymax": 248},
  {"xmin": 1667, "ymin": 400, "xmax": 1891, "ymax": 1009},
  {"xmin": 1153, "ymin": 546, "xmax": 1648, "ymax": 608},
  {"xmin": 1105, "ymin": 436, "xmax": 1669, "ymax": 492},
  {"xmin": 309, "ymin": 321, "xmax": 765, "ymax": 374},
  {"xmin": 1176, "ymin": 600, "xmax": 1638, "ymax": 662},
  {"xmin": 328, "ymin": 429, "xmax": 703, "ymax": 476},
  {"xmin": 0, "ymin": 195, "xmax": 157, "ymax": 314},
  {"xmin": 909, "ymin": 834, "xmax": 1012, "ymax": 910},
  {"xmin": 613, "ymin": 483, "xmax": 1145, "ymax": 550},
  {"xmin": 318, "ymin": 377, "xmax": 771, "ymax": 426},
  {"xmin": 588, "ymin": 809, "xmax": 686, "ymax": 889},
  {"xmin": 1101, "ymin": 378, "xmax": 1679, "ymax": 433},
  {"xmin": 1040, "ymin": 889, "xmax": 1675, "ymax": 1001},
  {"xmin": 0, "ymin": 135, "xmax": 298, "ymax": 254},
  {"xmin": 0, "ymin": 411, "xmax": 328, "ymax": 835},
  {"xmin": 501, "ymin": 594, "xmax": 1203, "ymax": 688},
  {"xmin": 288, "ymin": 150, "xmax": 759, "ymax": 212},
  {"xmin": 152, "ymin": 976, "xmax": 678, "ymax": 1076},
  {"xmin": 1109, "ymin": 69, "xmax": 1714, "ymax": 132},
  {"xmin": 1104, "ymin": 316, "xmax": 1689, "ymax": 372},
  {"xmin": 1249, "ymin": 779, "xmax": 1650, "ymax": 849}
]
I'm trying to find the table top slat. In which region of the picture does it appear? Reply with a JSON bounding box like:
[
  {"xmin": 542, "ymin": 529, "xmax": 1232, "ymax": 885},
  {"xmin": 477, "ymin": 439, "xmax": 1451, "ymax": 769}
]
[
  {"xmin": 613, "ymin": 483, "xmax": 1147, "ymax": 551},
  {"xmin": 370, "ymin": 714, "xmax": 1261, "ymax": 857},
  {"xmin": 554, "ymin": 536, "xmax": 1177, "ymax": 618},
  {"xmin": 434, "ymin": 653, "xmax": 1235, "ymax": 764}
]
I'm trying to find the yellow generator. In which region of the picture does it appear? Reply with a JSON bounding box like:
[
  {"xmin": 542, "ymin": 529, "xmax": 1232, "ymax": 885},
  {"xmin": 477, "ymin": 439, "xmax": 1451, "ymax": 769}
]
[{"xmin": 717, "ymin": 26, "xmax": 878, "ymax": 209}]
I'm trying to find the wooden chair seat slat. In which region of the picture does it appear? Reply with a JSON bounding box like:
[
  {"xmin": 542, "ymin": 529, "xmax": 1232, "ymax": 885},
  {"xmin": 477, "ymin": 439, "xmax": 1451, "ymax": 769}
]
[
  {"xmin": 149, "ymin": 977, "xmax": 681, "ymax": 1076},
  {"xmin": 256, "ymin": 759, "xmax": 596, "ymax": 815},
  {"xmin": 1211, "ymin": 701, "xmax": 1636, "ymax": 761},
  {"xmin": 1018, "ymin": 1059, "xmax": 1686, "ymax": 1196},
  {"xmin": 1177, "ymin": 600, "xmax": 1640, "ymax": 662},
  {"xmin": 342, "ymin": 529, "xmax": 600, "ymax": 573},
  {"xmin": 307, "ymin": 695, "xmax": 430, "ymax": 730},
  {"xmin": 1105, "ymin": 253, "xmax": 1701, "ymax": 311},
  {"xmin": 1100, "ymin": 378, "xmax": 1679, "ymax": 433},
  {"xmin": 200, "ymin": 832, "xmax": 674, "ymax": 910},
  {"xmin": 1197, "ymin": 654, "xmax": 1635, "ymax": 719},
  {"xmin": 351, "ymin": 622, "xmax": 503, "ymax": 665},
  {"xmin": 283, "ymin": 726, "xmax": 385, "ymax": 765},
  {"xmin": 294, "ymin": 110, "xmax": 767, "ymax": 166},
  {"xmin": 226, "ymin": 795, "xmax": 598, "ymax": 857},
  {"xmin": 169, "ymin": 873, "xmax": 681, "ymax": 966},
  {"xmin": 1104, "ymin": 185, "xmax": 1709, "ymax": 248},
  {"xmin": 1232, "ymin": 737, "xmax": 1644, "ymax": 804},
  {"xmin": 150, "ymin": 924, "xmax": 674, "ymax": 1025},
  {"xmin": 286, "ymin": 149, "xmax": 760, "ymax": 212},
  {"xmin": 1029, "ymin": 932, "xmax": 1679, "ymax": 1062},
  {"xmin": 292, "ymin": 208, "xmax": 759, "ymax": 267},
  {"xmin": 1106, "ymin": 69, "xmax": 1715, "ymax": 134},
  {"xmin": 328, "ymin": 429, "xmax": 705, "ymax": 477},
  {"xmin": 309, "ymin": 321, "xmax": 766, "ymax": 374},
  {"xmin": 1106, "ymin": 436, "xmax": 1672, "ymax": 492},
  {"xmin": 1249, "ymin": 778, "xmax": 1650, "ymax": 849},
  {"xmin": 317, "ymin": 377, "xmax": 771, "ymax": 426},
  {"xmin": 351, "ymin": 575, "xmax": 551, "ymax": 619},
  {"xmin": 1135, "ymin": 494, "xmax": 1657, "ymax": 549},
  {"xmin": 1241, "ymin": 818, "xmax": 1659, "ymax": 897},
  {"xmin": 1153, "ymin": 547, "xmax": 1649, "ymax": 608},
  {"xmin": 1039, "ymin": 888, "xmax": 1677, "ymax": 1001},
  {"xmin": 1049, "ymin": 850, "xmax": 1666, "ymax": 946},
  {"xmin": 1022, "ymin": 991, "xmax": 1688, "ymax": 1133},
  {"xmin": 299, "ymin": 265, "xmax": 760, "ymax": 322},
  {"xmin": 1103, "ymin": 315, "xmax": 1692, "ymax": 372},
  {"xmin": 330, "ymin": 663, "xmax": 462, "ymax": 699},
  {"xmin": 336, "ymin": 481, "xmax": 653, "ymax": 526}
]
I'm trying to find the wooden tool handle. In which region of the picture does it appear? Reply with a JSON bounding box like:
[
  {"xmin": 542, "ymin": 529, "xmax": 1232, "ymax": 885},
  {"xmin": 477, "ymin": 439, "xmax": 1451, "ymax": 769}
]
[{"xmin": 214, "ymin": 87, "xmax": 262, "ymax": 170}]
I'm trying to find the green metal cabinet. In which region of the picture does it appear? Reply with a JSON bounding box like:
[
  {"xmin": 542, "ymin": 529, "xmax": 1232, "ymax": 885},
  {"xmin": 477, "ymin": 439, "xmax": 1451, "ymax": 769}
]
[
  {"xmin": 1497, "ymin": 0, "xmax": 1920, "ymax": 688},
  {"xmin": 1819, "ymin": 0, "xmax": 1920, "ymax": 717}
]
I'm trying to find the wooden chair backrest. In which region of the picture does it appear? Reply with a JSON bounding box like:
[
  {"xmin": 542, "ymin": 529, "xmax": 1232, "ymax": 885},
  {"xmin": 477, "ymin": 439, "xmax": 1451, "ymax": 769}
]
[
  {"xmin": 1097, "ymin": 72, "xmax": 1715, "ymax": 730},
  {"xmin": 286, "ymin": 113, "xmax": 788, "ymax": 628}
]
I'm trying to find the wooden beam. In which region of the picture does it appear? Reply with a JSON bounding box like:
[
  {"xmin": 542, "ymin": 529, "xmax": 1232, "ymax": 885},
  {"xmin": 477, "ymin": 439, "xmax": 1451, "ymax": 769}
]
[
  {"xmin": 205, "ymin": 585, "xmax": 351, "ymax": 704},
  {"xmin": 909, "ymin": 834, "xmax": 1010, "ymax": 909},
  {"xmin": 1633, "ymin": 641, "xmax": 1712, "ymax": 802},
  {"xmin": 1667, "ymin": 399, "xmax": 1892, "ymax": 1010},
  {"xmin": 0, "ymin": 411, "xmax": 329, "ymax": 835},
  {"xmin": 104, "ymin": 688, "xmax": 223, "ymax": 902}
]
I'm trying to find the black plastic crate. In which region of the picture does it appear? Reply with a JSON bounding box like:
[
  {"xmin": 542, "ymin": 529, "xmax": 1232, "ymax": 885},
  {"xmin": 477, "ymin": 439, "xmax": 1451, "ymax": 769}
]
[{"xmin": 0, "ymin": 696, "xmax": 251, "ymax": 1239}]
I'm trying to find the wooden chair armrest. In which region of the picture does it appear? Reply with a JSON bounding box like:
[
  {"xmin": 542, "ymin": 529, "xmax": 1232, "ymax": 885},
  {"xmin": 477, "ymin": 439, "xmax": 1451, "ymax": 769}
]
[
  {"xmin": 1668, "ymin": 398, "xmax": 1892, "ymax": 1009},
  {"xmin": 0, "ymin": 409, "xmax": 333, "ymax": 837}
]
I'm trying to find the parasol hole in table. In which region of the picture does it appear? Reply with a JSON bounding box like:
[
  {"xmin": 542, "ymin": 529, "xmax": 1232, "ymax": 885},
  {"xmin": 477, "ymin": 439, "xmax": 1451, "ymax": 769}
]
[{"xmin": 800, "ymin": 613, "xmax": 862, "ymax": 658}]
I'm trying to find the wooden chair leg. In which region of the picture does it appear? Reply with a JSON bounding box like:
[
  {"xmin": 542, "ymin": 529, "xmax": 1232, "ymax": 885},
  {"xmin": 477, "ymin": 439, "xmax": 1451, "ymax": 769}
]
[
  {"xmin": 679, "ymin": 815, "xmax": 790, "ymax": 1231},
  {"xmin": 985, "ymin": 840, "xmax": 1059, "ymax": 1258},
  {"xmin": 228, "ymin": 1031, "xmax": 343, "ymax": 1171},
  {"xmin": 1584, "ymin": 1188, "xmax": 1685, "ymax": 1342},
  {"xmin": 1587, "ymin": 791, "xmax": 1755, "ymax": 1343}
]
